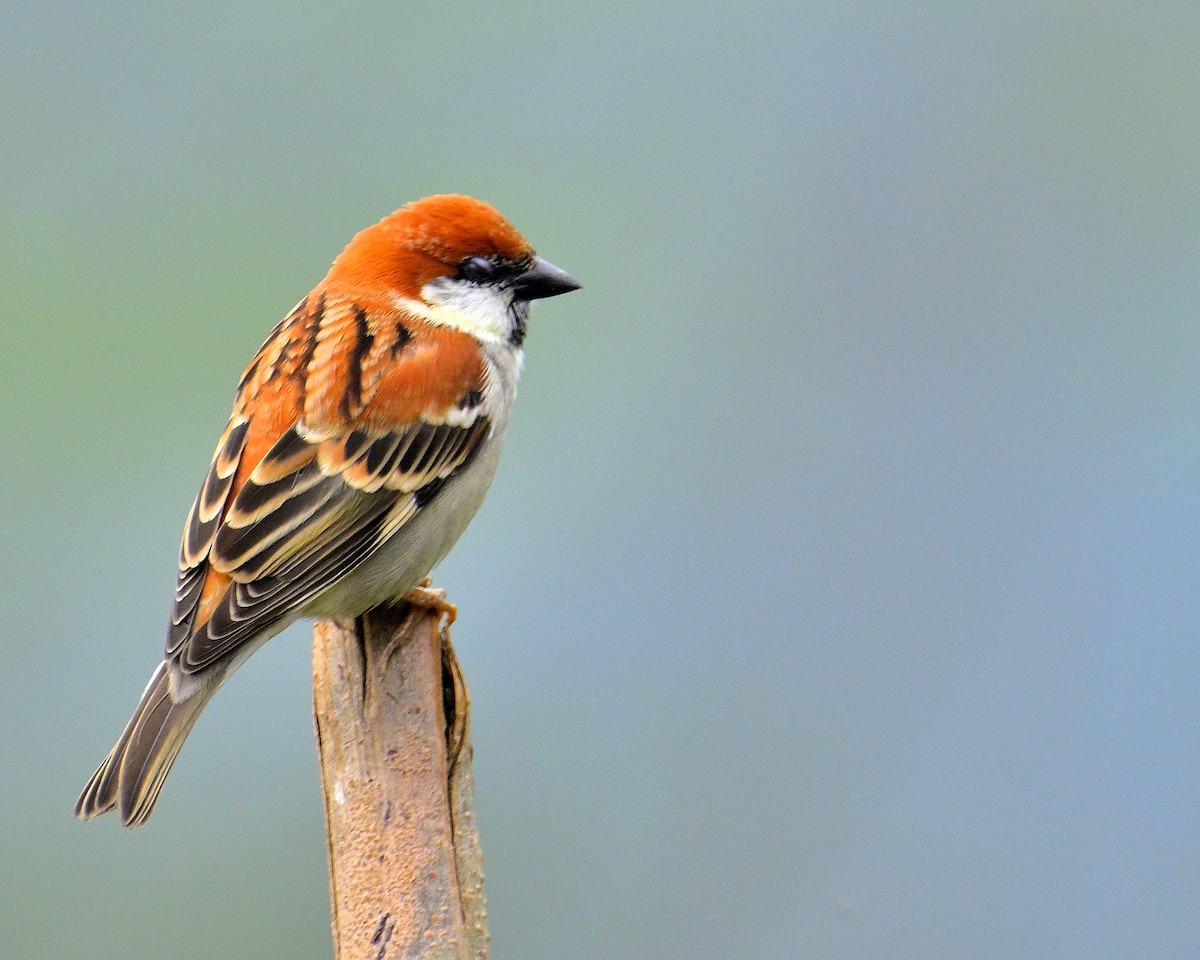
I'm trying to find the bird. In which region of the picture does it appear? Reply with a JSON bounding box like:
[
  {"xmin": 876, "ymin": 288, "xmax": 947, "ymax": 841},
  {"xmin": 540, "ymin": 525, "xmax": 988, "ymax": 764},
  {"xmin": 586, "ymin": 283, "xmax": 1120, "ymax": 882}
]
[{"xmin": 75, "ymin": 194, "xmax": 580, "ymax": 827}]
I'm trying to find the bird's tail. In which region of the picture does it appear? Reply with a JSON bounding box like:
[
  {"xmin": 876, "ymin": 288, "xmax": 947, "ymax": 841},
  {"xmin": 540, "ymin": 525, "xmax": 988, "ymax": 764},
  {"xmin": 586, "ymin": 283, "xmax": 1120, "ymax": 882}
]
[{"xmin": 75, "ymin": 661, "xmax": 215, "ymax": 827}]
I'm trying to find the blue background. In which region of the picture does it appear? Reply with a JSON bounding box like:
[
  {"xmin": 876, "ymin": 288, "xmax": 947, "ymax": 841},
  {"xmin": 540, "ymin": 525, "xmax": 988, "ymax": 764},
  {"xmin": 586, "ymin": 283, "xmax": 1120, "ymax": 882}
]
[{"xmin": 3, "ymin": 2, "xmax": 1198, "ymax": 957}]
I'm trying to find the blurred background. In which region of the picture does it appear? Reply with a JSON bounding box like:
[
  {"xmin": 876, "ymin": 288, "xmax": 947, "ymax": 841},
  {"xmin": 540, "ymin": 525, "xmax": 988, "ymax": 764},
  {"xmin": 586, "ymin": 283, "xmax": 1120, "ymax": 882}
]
[{"xmin": 3, "ymin": 2, "xmax": 1198, "ymax": 957}]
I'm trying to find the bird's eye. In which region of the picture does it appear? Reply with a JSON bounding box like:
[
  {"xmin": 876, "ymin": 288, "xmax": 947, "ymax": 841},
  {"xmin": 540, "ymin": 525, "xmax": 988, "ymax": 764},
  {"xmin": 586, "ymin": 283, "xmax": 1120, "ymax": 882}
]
[{"xmin": 458, "ymin": 256, "xmax": 495, "ymax": 283}]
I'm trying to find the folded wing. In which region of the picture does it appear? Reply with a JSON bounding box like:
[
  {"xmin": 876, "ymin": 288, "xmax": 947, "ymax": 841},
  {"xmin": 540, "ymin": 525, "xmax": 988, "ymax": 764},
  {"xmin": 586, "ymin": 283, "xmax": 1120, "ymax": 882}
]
[{"xmin": 168, "ymin": 411, "xmax": 489, "ymax": 674}]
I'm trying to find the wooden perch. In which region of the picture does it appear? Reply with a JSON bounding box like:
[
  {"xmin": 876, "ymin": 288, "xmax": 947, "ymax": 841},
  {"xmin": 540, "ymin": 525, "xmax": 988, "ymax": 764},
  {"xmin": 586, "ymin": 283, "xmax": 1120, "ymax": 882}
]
[{"xmin": 312, "ymin": 599, "xmax": 488, "ymax": 960}]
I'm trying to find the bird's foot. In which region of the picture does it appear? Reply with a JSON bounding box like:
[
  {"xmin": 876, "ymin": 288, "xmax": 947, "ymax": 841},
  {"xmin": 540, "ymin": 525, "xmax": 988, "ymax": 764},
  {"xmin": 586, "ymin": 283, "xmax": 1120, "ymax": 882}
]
[{"xmin": 402, "ymin": 578, "xmax": 457, "ymax": 627}]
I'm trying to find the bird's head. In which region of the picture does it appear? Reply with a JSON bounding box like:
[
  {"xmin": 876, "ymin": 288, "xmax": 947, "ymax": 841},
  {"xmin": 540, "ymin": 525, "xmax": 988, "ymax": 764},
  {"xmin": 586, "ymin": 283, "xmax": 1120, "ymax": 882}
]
[{"xmin": 326, "ymin": 194, "xmax": 579, "ymax": 347}]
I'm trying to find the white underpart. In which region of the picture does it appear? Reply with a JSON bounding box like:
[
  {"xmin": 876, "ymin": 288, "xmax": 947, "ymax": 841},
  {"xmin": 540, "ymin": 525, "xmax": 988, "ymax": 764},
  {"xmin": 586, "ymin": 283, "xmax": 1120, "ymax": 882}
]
[{"xmin": 398, "ymin": 277, "xmax": 517, "ymax": 345}]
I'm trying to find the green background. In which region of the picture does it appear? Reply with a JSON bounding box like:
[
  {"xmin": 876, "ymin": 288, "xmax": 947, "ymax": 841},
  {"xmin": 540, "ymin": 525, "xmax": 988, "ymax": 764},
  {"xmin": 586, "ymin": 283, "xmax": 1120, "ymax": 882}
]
[{"xmin": 3, "ymin": 2, "xmax": 1199, "ymax": 957}]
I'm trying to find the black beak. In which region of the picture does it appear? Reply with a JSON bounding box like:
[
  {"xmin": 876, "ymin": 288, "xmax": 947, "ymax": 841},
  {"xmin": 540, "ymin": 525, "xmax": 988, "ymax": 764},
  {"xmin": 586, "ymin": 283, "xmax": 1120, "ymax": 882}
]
[{"xmin": 510, "ymin": 257, "xmax": 581, "ymax": 301}]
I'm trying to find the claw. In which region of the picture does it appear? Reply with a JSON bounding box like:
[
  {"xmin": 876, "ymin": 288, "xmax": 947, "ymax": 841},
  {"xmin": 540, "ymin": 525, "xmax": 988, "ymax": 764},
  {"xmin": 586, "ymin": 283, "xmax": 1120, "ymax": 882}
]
[{"xmin": 402, "ymin": 579, "xmax": 457, "ymax": 627}]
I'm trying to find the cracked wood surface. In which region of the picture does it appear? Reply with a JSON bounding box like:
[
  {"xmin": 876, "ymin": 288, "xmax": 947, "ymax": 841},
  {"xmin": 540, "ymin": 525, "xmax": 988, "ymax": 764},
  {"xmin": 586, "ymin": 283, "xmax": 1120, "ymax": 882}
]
[{"xmin": 313, "ymin": 603, "xmax": 488, "ymax": 960}]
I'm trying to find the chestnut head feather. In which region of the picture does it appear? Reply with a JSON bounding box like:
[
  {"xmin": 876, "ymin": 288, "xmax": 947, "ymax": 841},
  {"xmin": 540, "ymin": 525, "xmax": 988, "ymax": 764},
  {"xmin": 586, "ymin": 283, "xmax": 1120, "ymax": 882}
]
[
  {"xmin": 322, "ymin": 194, "xmax": 578, "ymax": 347},
  {"xmin": 325, "ymin": 194, "xmax": 535, "ymax": 300}
]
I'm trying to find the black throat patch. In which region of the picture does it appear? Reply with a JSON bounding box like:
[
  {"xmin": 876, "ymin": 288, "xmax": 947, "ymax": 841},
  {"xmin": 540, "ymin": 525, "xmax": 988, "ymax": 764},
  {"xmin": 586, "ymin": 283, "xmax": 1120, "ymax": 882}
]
[{"xmin": 508, "ymin": 300, "xmax": 530, "ymax": 348}]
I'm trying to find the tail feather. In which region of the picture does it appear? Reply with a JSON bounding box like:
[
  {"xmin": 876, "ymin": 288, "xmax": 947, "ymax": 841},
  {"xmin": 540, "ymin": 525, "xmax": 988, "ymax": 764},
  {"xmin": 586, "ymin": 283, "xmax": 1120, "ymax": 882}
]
[{"xmin": 75, "ymin": 662, "xmax": 214, "ymax": 827}]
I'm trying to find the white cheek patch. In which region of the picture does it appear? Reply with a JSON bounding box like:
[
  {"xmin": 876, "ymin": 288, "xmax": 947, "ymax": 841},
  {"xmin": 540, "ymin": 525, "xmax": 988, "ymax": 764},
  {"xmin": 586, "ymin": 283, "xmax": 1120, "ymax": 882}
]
[{"xmin": 412, "ymin": 278, "xmax": 514, "ymax": 343}]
